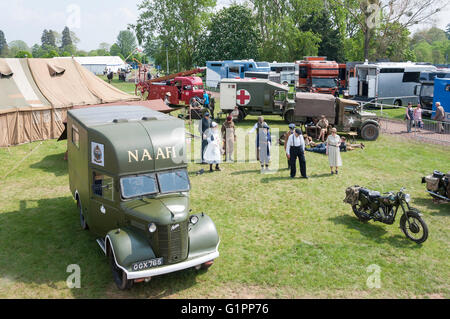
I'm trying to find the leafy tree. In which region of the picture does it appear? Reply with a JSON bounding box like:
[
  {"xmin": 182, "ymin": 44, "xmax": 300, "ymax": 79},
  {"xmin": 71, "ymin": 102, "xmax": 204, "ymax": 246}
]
[
  {"xmin": 131, "ymin": 0, "xmax": 216, "ymax": 71},
  {"xmin": 446, "ymin": 24, "xmax": 450, "ymax": 40},
  {"xmin": 99, "ymin": 42, "xmax": 111, "ymax": 51},
  {"xmin": 61, "ymin": 26, "xmax": 73, "ymax": 49},
  {"xmin": 116, "ymin": 30, "xmax": 137, "ymax": 60},
  {"xmin": 8, "ymin": 40, "xmax": 29, "ymax": 58},
  {"xmin": 0, "ymin": 30, "xmax": 9, "ymax": 57},
  {"xmin": 194, "ymin": 5, "xmax": 261, "ymax": 65},
  {"xmin": 41, "ymin": 29, "xmax": 56, "ymax": 47},
  {"xmin": 15, "ymin": 50, "xmax": 32, "ymax": 58},
  {"xmin": 76, "ymin": 50, "xmax": 88, "ymax": 57},
  {"xmin": 109, "ymin": 43, "xmax": 122, "ymax": 56}
]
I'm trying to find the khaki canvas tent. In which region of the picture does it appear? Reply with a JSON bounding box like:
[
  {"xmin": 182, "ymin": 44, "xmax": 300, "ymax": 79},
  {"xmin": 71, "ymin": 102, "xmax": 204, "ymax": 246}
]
[{"xmin": 0, "ymin": 58, "xmax": 140, "ymax": 147}]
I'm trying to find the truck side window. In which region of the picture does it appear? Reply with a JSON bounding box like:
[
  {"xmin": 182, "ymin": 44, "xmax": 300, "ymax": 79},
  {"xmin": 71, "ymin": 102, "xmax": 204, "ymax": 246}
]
[
  {"xmin": 72, "ymin": 125, "xmax": 79, "ymax": 149},
  {"xmin": 299, "ymin": 66, "xmax": 307, "ymax": 78},
  {"xmin": 93, "ymin": 172, "xmax": 114, "ymax": 201}
]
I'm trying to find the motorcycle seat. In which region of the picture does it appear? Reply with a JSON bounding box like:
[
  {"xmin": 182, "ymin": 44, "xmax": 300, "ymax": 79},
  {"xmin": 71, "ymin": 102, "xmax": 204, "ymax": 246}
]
[{"xmin": 360, "ymin": 188, "xmax": 381, "ymax": 199}]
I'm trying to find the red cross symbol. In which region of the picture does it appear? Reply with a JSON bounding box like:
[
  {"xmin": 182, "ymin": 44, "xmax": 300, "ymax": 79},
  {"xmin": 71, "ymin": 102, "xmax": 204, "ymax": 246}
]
[{"xmin": 236, "ymin": 89, "xmax": 251, "ymax": 105}]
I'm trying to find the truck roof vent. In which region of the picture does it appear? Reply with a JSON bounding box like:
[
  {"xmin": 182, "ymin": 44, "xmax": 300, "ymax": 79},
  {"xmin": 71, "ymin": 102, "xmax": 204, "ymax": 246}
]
[
  {"xmin": 112, "ymin": 118, "xmax": 128, "ymax": 123},
  {"xmin": 141, "ymin": 116, "xmax": 157, "ymax": 121}
]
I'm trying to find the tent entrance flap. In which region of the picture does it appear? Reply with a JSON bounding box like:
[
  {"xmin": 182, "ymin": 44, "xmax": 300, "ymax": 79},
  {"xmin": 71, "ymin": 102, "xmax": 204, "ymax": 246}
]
[
  {"xmin": 47, "ymin": 62, "xmax": 66, "ymax": 76},
  {"xmin": 0, "ymin": 59, "xmax": 13, "ymax": 77}
]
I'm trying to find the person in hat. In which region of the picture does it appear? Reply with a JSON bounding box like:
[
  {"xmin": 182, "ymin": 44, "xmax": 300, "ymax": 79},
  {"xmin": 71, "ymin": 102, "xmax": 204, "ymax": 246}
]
[
  {"xmin": 284, "ymin": 123, "xmax": 296, "ymax": 168},
  {"xmin": 164, "ymin": 92, "xmax": 171, "ymax": 106},
  {"xmin": 221, "ymin": 115, "xmax": 236, "ymax": 162},
  {"xmin": 257, "ymin": 123, "xmax": 272, "ymax": 171},
  {"xmin": 199, "ymin": 112, "xmax": 212, "ymax": 163},
  {"xmin": 203, "ymin": 122, "xmax": 222, "ymax": 171},
  {"xmin": 317, "ymin": 115, "xmax": 329, "ymax": 142},
  {"xmin": 285, "ymin": 128, "xmax": 307, "ymax": 178}
]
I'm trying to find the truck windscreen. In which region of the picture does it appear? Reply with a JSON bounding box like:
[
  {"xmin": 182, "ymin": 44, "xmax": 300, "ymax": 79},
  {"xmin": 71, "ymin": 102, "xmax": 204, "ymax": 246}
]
[
  {"xmin": 312, "ymin": 78, "xmax": 337, "ymax": 88},
  {"xmin": 158, "ymin": 170, "xmax": 190, "ymax": 193},
  {"xmin": 120, "ymin": 174, "xmax": 158, "ymax": 199}
]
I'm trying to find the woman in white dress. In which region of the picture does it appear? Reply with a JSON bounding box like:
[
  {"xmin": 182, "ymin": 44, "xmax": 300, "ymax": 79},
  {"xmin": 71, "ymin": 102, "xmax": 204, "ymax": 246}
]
[
  {"xmin": 326, "ymin": 127, "xmax": 342, "ymax": 175},
  {"xmin": 203, "ymin": 122, "xmax": 222, "ymax": 172}
]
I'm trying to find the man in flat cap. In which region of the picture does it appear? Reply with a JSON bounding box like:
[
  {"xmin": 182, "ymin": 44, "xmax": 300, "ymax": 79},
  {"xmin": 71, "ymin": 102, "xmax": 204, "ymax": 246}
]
[
  {"xmin": 285, "ymin": 128, "xmax": 307, "ymax": 179},
  {"xmin": 284, "ymin": 123, "xmax": 296, "ymax": 169}
]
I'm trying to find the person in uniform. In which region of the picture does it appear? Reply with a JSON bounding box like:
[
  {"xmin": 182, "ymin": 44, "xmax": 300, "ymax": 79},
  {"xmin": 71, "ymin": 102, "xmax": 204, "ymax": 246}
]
[
  {"xmin": 286, "ymin": 128, "xmax": 307, "ymax": 179},
  {"xmin": 317, "ymin": 115, "xmax": 329, "ymax": 142},
  {"xmin": 221, "ymin": 116, "xmax": 236, "ymax": 162},
  {"xmin": 326, "ymin": 127, "xmax": 342, "ymax": 175},
  {"xmin": 284, "ymin": 123, "xmax": 296, "ymax": 168},
  {"xmin": 231, "ymin": 106, "xmax": 239, "ymax": 121},
  {"xmin": 257, "ymin": 123, "xmax": 271, "ymax": 171},
  {"xmin": 199, "ymin": 112, "xmax": 212, "ymax": 164},
  {"xmin": 164, "ymin": 92, "xmax": 171, "ymax": 106},
  {"xmin": 203, "ymin": 122, "xmax": 222, "ymax": 171}
]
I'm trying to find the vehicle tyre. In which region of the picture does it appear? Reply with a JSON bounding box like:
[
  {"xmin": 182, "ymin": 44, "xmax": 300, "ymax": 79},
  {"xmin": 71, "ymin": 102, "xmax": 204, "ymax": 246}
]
[
  {"xmin": 284, "ymin": 109, "xmax": 294, "ymax": 124},
  {"xmin": 236, "ymin": 108, "xmax": 246, "ymax": 122},
  {"xmin": 400, "ymin": 211, "xmax": 428, "ymax": 244},
  {"xmin": 77, "ymin": 198, "xmax": 88, "ymax": 230},
  {"xmin": 394, "ymin": 100, "xmax": 402, "ymax": 107},
  {"xmin": 282, "ymin": 81, "xmax": 289, "ymax": 86},
  {"xmin": 109, "ymin": 247, "xmax": 134, "ymax": 290},
  {"xmin": 360, "ymin": 123, "xmax": 379, "ymax": 141},
  {"xmin": 352, "ymin": 203, "xmax": 371, "ymax": 222}
]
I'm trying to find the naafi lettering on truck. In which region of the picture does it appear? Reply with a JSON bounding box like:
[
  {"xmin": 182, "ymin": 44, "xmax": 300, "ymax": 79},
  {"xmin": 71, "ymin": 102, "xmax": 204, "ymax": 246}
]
[{"xmin": 127, "ymin": 146, "xmax": 177, "ymax": 162}]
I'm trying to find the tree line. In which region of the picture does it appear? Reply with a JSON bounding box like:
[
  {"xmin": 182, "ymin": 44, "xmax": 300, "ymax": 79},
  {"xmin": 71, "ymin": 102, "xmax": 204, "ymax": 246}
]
[
  {"xmin": 130, "ymin": 0, "xmax": 450, "ymax": 72},
  {"xmin": 0, "ymin": 27, "xmax": 147, "ymax": 63}
]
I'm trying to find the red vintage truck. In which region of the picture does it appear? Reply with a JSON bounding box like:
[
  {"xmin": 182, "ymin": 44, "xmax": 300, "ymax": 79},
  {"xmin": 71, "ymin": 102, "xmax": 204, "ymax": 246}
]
[
  {"xmin": 136, "ymin": 68, "xmax": 206, "ymax": 107},
  {"xmin": 296, "ymin": 56, "xmax": 339, "ymax": 96}
]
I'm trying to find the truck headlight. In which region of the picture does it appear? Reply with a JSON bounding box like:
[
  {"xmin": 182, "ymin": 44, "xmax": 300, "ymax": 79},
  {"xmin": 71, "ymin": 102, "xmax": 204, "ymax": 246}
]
[
  {"xmin": 404, "ymin": 194, "xmax": 411, "ymax": 203},
  {"xmin": 148, "ymin": 223, "xmax": 157, "ymax": 233},
  {"xmin": 190, "ymin": 215, "xmax": 199, "ymax": 225}
]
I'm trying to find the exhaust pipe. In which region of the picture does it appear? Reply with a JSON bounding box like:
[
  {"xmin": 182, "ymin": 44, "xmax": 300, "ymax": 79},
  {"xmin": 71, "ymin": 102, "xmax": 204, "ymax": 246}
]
[{"xmin": 426, "ymin": 190, "xmax": 450, "ymax": 201}]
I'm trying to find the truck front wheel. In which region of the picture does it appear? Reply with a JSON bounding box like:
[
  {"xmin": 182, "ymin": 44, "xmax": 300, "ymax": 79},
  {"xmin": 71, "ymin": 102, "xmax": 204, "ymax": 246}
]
[
  {"xmin": 360, "ymin": 123, "xmax": 379, "ymax": 141},
  {"xmin": 284, "ymin": 109, "xmax": 294, "ymax": 124},
  {"xmin": 109, "ymin": 247, "xmax": 133, "ymax": 290}
]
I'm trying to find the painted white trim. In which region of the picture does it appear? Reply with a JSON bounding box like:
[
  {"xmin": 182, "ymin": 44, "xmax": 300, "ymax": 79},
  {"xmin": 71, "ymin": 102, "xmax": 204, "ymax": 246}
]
[{"xmin": 106, "ymin": 235, "xmax": 220, "ymax": 280}]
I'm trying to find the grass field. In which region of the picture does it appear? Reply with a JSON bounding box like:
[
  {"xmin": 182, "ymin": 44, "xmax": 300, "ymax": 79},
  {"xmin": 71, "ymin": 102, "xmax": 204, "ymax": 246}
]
[
  {"xmin": 0, "ymin": 78, "xmax": 449, "ymax": 298},
  {"xmin": 0, "ymin": 114, "xmax": 449, "ymax": 298}
]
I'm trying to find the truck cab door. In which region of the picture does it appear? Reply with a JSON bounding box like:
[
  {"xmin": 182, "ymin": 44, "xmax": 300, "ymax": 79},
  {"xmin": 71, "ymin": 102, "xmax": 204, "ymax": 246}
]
[
  {"xmin": 367, "ymin": 77, "xmax": 376, "ymax": 98},
  {"xmin": 89, "ymin": 170, "xmax": 120, "ymax": 236}
]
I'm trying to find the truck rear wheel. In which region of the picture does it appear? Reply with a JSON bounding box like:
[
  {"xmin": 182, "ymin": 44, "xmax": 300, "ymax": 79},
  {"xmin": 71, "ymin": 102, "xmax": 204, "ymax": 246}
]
[
  {"xmin": 236, "ymin": 108, "xmax": 246, "ymax": 122},
  {"xmin": 109, "ymin": 247, "xmax": 134, "ymax": 290},
  {"xmin": 284, "ymin": 109, "xmax": 294, "ymax": 124},
  {"xmin": 360, "ymin": 123, "xmax": 379, "ymax": 141},
  {"xmin": 77, "ymin": 198, "xmax": 88, "ymax": 230}
]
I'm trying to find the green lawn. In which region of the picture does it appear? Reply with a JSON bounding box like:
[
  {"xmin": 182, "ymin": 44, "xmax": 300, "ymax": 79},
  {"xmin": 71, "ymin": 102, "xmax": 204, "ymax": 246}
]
[
  {"xmin": 98, "ymin": 75, "xmax": 137, "ymax": 95},
  {"xmin": 0, "ymin": 78, "xmax": 448, "ymax": 298},
  {"xmin": 0, "ymin": 115, "xmax": 449, "ymax": 298}
]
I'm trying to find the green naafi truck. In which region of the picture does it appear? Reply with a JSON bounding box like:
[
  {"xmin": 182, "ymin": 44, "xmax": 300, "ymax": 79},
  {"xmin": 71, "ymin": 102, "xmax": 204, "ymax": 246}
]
[{"xmin": 67, "ymin": 105, "xmax": 220, "ymax": 290}]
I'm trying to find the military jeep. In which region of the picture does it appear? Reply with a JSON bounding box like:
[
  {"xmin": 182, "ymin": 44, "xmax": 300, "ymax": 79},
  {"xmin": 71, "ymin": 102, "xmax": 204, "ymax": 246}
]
[
  {"xmin": 67, "ymin": 105, "xmax": 220, "ymax": 290},
  {"xmin": 284, "ymin": 92, "xmax": 380, "ymax": 141}
]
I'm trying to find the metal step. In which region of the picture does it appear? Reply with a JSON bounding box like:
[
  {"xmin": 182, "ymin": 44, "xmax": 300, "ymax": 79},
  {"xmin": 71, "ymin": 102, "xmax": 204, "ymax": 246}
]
[{"xmin": 96, "ymin": 238, "xmax": 106, "ymax": 255}]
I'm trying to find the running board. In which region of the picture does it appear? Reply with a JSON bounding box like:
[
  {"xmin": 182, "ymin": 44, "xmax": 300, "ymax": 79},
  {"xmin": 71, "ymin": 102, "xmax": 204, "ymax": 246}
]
[
  {"xmin": 426, "ymin": 190, "xmax": 450, "ymax": 201},
  {"xmin": 96, "ymin": 238, "xmax": 106, "ymax": 255}
]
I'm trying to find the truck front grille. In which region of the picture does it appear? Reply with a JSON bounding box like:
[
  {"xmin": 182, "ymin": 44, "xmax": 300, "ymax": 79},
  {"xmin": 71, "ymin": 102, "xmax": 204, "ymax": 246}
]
[{"xmin": 157, "ymin": 221, "xmax": 188, "ymax": 264}]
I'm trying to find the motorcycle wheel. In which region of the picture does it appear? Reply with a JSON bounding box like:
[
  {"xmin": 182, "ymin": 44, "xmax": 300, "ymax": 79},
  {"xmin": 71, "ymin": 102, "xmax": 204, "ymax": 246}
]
[
  {"xmin": 352, "ymin": 203, "xmax": 371, "ymax": 222},
  {"xmin": 400, "ymin": 211, "xmax": 428, "ymax": 244}
]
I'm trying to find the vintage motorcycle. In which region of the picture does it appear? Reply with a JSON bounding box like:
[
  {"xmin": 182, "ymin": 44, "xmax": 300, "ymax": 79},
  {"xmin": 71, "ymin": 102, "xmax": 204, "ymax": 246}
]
[
  {"xmin": 344, "ymin": 186, "xmax": 428, "ymax": 244},
  {"xmin": 422, "ymin": 170, "xmax": 450, "ymax": 202}
]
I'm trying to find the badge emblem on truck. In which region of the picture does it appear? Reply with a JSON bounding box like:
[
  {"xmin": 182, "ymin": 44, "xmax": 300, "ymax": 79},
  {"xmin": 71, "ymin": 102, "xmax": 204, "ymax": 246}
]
[
  {"xmin": 171, "ymin": 224, "xmax": 180, "ymax": 231},
  {"xmin": 91, "ymin": 142, "xmax": 105, "ymax": 166}
]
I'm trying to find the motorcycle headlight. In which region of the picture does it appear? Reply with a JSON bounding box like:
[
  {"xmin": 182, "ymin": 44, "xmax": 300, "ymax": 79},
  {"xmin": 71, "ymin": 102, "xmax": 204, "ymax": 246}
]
[
  {"xmin": 190, "ymin": 215, "xmax": 199, "ymax": 225},
  {"xmin": 148, "ymin": 223, "xmax": 157, "ymax": 233},
  {"xmin": 404, "ymin": 194, "xmax": 411, "ymax": 203}
]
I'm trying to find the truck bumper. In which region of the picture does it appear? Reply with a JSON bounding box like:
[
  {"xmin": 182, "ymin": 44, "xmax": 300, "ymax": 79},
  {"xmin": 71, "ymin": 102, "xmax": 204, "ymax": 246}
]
[{"xmin": 112, "ymin": 241, "xmax": 220, "ymax": 280}]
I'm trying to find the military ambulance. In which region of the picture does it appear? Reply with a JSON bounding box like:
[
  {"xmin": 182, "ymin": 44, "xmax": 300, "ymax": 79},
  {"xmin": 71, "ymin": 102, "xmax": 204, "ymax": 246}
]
[
  {"xmin": 220, "ymin": 78, "xmax": 295, "ymax": 122},
  {"xmin": 67, "ymin": 105, "xmax": 220, "ymax": 290}
]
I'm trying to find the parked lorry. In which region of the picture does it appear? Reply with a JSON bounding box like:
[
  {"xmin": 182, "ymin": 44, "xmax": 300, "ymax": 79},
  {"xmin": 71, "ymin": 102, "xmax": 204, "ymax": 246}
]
[
  {"xmin": 432, "ymin": 78, "xmax": 450, "ymax": 122},
  {"xmin": 415, "ymin": 69, "xmax": 450, "ymax": 116},
  {"xmin": 206, "ymin": 60, "xmax": 270, "ymax": 88},
  {"xmin": 219, "ymin": 78, "xmax": 294, "ymax": 122},
  {"xmin": 136, "ymin": 68, "xmax": 206, "ymax": 107},
  {"xmin": 67, "ymin": 105, "xmax": 220, "ymax": 289},
  {"xmin": 349, "ymin": 61, "xmax": 436, "ymax": 106},
  {"xmin": 290, "ymin": 92, "xmax": 380, "ymax": 141},
  {"xmin": 295, "ymin": 56, "xmax": 339, "ymax": 96}
]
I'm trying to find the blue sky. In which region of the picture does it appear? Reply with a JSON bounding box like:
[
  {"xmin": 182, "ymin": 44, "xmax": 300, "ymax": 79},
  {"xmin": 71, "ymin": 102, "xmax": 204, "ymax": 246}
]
[{"xmin": 0, "ymin": 0, "xmax": 448, "ymax": 51}]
